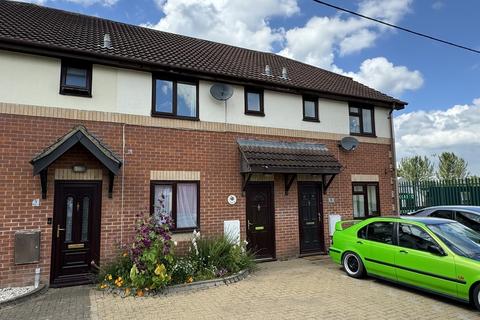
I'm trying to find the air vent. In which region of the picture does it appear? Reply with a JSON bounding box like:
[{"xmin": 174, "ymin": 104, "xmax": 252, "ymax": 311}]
[{"xmin": 102, "ymin": 33, "xmax": 112, "ymax": 49}]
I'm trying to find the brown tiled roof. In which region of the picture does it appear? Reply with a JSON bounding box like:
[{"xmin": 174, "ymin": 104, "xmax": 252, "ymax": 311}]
[
  {"xmin": 238, "ymin": 139, "xmax": 342, "ymax": 174},
  {"xmin": 0, "ymin": 0, "xmax": 406, "ymax": 106}
]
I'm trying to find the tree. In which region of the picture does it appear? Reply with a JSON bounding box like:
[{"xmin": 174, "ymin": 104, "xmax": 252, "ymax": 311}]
[
  {"xmin": 397, "ymin": 156, "xmax": 435, "ymax": 182},
  {"xmin": 437, "ymin": 152, "xmax": 469, "ymax": 180}
]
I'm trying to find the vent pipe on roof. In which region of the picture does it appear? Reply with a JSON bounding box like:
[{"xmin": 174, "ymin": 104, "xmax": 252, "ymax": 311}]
[
  {"xmin": 262, "ymin": 65, "xmax": 272, "ymax": 76},
  {"xmin": 102, "ymin": 33, "xmax": 112, "ymax": 49},
  {"xmin": 280, "ymin": 67, "xmax": 288, "ymax": 80}
]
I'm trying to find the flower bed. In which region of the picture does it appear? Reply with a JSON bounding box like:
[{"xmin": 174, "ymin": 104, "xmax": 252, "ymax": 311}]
[{"xmin": 97, "ymin": 215, "xmax": 255, "ymax": 297}]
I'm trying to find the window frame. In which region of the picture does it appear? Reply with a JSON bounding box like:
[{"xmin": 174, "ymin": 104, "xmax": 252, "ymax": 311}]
[
  {"xmin": 60, "ymin": 60, "xmax": 92, "ymax": 97},
  {"xmin": 349, "ymin": 103, "xmax": 376, "ymax": 137},
  {"xmin": 244, "ymin": 87, "xmax": 265, "ymax": 116},
  {"xmin": 352, "ymin": 182, "xmax": 380, "ymax": 219},
  {"xmin": 151, "ymin": 75, "xmax": 200, "ymax": 120},
  {"xmin": 302, "ymin": 96, "xmax": 319, "ymax": 122},
  {"xmin": 150, "ymin": 180, "xmax": 200, "ymax": 232}
]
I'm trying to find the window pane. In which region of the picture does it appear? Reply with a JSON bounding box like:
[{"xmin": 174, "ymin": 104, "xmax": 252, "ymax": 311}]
[
  {"xmin": 358, "ymin": 226, "xmax": 367, "ymax": 239},
  {"xmin": 155, "ymin": 80, "xmax": 173, "ymax": 113},
  {"xmin": 65, "ymin": 67, "xmax": 87, "ymax": 88},
  {"xmin": 353, "ymin": 185, "xmax": 364, "ymax": 193},
  {"xmin": 353, "ymin": 194, "xmax": 365, "ymax": 218},
  {"xmin": 362, "ymin": 109, "xmax": 373, "ymax": 133},
  {"xmin": 177, "ymin": 82, "xmax": 197, "ymax": 117},
  {"xmin": 177, "ymin": 183, "xmax": 198, "ymax": 229},
  {"xmin": 349, "ymin": 107, "xmax": 359, "ymax": 114},
  {"xmin": 367, "ymin": 185, "xmax": 378, "ymax": 215},
  {"xmin": 304, "ymin": 100, "xmax": 316, "ymax": 118},
  {"xmin": 350, "ymin": 115, "xmax": 360, "ymax": 133},
  {"xmin": 430, "ymin": 210, "xmax": 454, "ymax": 220},
  {"xmin": 81, "ymin": 197, "xmax": 90, "ymax": 242},
  {"xmin": 399, "ymin": 224, "xmax": 437, "ymax": 251},
  {"xmin": 367, "ymin": 222, "xmax": 394, "ymax": 244},
  {"xmin": 154, "ymin": 185, "xmax": 173, "ymax": 223},
  {"xmin": 247, "ymin": 92, "xmax": 261, "ymax": 112},
  {"xmin": 65, "ymin": 196, "xmax": 73, "ymax": 242}
]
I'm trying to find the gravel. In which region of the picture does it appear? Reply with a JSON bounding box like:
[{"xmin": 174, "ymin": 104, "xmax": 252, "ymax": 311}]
[{"xmin": 0, "ymin": 286, "xmax": 35, "ymax": 303}]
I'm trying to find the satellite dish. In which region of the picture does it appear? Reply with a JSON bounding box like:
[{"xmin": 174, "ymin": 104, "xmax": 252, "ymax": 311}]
[
  {"xmin": 339, "ymin": 136, "xmax": 359, "ymax": 151},
  {"xmin": 210, "ymin": 83, "xmax": 234, "ymax": 101}
]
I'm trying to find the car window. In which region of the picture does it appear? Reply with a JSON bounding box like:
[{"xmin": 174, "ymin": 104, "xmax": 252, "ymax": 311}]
[
  {"xmin": 365, "ymin": 222, "xmax": 394, "ymax": 244},
  {"xmin": 398, "ymin": 223, "xmax": 438, "ymax": 252},
  {"xmin": 430, "ymin": 210, "xmax": 454, "ymax": 220},
  {"xmin": 358, "ymin": 226, "xmax": 367, "ymax": 239},
  {"xmin": 455, "ymin": 211, "xmax": 480, "ymax": 232}
]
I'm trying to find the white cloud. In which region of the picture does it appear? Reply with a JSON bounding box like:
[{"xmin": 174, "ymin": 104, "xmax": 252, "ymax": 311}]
[
  {"xmin": 143, "ymin": 0, "xmax": 299, "ymax": 52},
  {"xmin": 395, "ymin": 99, "xmax": 480, "ymax": 174},
  {"xmin": 343, "ymin": 57, "xmax": 423, "ymax": 95},
  {"xmin": 432, "ymin": 1, "xmax": 444, "ymax": 10}
]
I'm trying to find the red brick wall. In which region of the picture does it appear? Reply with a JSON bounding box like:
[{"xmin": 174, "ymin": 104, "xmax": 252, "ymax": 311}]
[{"xmin": 0, "ymin": 113, "xmax": 396, "ymax": 286}]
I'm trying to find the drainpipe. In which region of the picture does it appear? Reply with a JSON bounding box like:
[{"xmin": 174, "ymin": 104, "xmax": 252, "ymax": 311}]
[
  {"xmin": 389, "ymin": 104, "xmax": 400, "ymax": 215},
  {"xmin": 121, "ymin": 123, "xmax": 126, "ymax": 246}
]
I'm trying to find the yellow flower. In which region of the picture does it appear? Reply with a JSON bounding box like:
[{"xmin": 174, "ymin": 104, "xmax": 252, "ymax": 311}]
[
  {"xmin": 186, "ymin": 276, "xmax": 193, "ymax": 284},
  {"xmin": 100, "ymin": 283, "xmax": 108, "ymax": 289},
  {"xmin": 106, "ymin": 274, "xmax": 112, "ymax": 281},
  {"xmin": 136, "ymin": 289, "xmax": 144, "ymax": 297},
  {"xmin": 122, "ymin": 252, "xmax": 128, "ymax": 257},
  {"xmin": 154, "ymin": 264, "xmax": 166, "ymax": 276}
]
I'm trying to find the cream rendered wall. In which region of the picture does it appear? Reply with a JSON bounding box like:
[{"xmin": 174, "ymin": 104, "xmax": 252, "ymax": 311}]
[
  {"xmin": 0, "ymin": 50, "xmax": 151, "ymax": 116},
  {"xmin": 199, "ymin": 81, "xmax": 350, "ymax": 135},
  {"xmin": 0, "ymin": 50, "xmax": 391, "ymax": 137}
]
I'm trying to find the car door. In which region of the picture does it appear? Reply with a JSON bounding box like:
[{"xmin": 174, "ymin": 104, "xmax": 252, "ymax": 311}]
[
  {"xmin": 359, "ymin": 221, "xmax": 397, "ymax": 280},
  {"xmin": 395, "ymin": 223, "xmax": 457, "ymax": 297}
]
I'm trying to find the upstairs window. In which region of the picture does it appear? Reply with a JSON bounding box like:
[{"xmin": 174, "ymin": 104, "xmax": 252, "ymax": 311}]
[
  {"xmin": 60, "ymin": 61, "xmax": 92, "ymax": 97},
  {"xmin": 349, "ymin": 105, "xmax": 375, "ymax": 136},
  {"xmin": 303, "ymin": 96, "xmax": 319, "ymax": 122},
  {"xmin": 353, "ymin": 182, "xmax": 379, "ymax": 218},
  {"xmin": 244, "ymin": 88, "xmax": 264, "ymax": 116},
  {"xmin": 153, "ymin": 77, "xmax": 198, "ymax": 119}
]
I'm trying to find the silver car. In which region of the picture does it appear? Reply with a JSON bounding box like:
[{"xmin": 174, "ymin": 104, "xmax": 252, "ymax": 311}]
[{"xmin": 410, "ymin": 206, "xmax": 480, "ymax": 232}]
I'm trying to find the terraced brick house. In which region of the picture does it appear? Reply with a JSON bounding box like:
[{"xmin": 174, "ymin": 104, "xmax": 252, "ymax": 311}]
[{"xmin": 0, "ymin": 1, "xmax": 406, "ymax": 287}]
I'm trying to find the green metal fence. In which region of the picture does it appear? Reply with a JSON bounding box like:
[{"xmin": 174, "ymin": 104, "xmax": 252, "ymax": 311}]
[{"xmin": 398, "ymin": 178, "xmax": 480, "ymax": 214}]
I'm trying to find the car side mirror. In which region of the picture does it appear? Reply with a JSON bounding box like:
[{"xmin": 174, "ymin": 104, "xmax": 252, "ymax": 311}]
[{"xmin": 427, "ymin": 245, "xmax": 445, "ymax": 256}]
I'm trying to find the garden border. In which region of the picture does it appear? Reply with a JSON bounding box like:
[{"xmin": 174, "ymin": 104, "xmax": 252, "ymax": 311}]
[{"xmin": 0, "ymin": 284, "xmax": 47, "ymax": 309}]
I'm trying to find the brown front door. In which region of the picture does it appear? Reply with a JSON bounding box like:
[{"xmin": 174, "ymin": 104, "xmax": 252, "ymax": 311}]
[
  {"xmin": 298, "ymin": 183, "xmax": 324, "ymax": 253},
  {"xmin": 246, "ymin": 183, "xmax": 275, "ymax": 259},
  {"xmin": 51, "ymin": 181, "xmax": 101, "ymax": 287}
]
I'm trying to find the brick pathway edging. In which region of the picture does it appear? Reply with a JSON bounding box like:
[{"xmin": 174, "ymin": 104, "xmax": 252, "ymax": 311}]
[
  {"xmin": 165, "ymin": 269, "xmax": 250, "ymax": 295},
  {"xmin": 0, "ymin": 284, "xmax": 47, "ymax": 309}
]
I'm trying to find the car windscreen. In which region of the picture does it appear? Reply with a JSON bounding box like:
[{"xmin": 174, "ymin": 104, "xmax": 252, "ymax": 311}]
[{"xmin": 428, "ymin": 222, "xmax": 480, "ymax": 261}]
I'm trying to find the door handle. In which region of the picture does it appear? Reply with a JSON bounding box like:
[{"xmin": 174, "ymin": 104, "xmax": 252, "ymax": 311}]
[
  {"xmin": 399, "ymin": 249, "xmax": 408, "ymax": 254},
  {"xmin": 356, "ymin": 241, "xmax": 363, "ymax": 245},
  {"xmin": 57, "ymin": 225, "xmax": 66, "ymax": 238}
]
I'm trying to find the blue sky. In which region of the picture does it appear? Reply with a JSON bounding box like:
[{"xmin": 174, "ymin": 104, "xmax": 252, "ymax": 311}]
[{"xmin": 22, "ymin": 0, "xmax": 480, "ymax": 174}]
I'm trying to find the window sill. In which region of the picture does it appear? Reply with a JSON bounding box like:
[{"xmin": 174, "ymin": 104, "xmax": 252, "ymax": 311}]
[
  {"xmin": 303, "ymin": 118, "xmax": 320, "ymax": 123},
  {"xmin": 350, "ymin": 132, "xmax": 377, "ymax": 138},
  {"xmin": 245, "ymin": 111, "xmax": 265, "ymax": 117},
  {"xmin": 60, "ymin": 88, "xmax": 92, "ymax": 98},
  {"xmin": 171, "ymin": 228, "xmax": 198, "ymax": 234},
  {"xmin": 151, "ymin": 113, "xmax": 199, "ymax": 121}
]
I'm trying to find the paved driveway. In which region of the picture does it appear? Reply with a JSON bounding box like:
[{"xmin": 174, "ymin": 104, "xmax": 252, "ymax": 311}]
[{"xmin": 1, "ymin": 257, "xmax": 478, "ymax": 319}]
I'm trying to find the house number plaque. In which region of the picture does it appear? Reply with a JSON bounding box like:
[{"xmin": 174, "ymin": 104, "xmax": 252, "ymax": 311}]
[{"xmin": 227, "ymin": 195, "xmax": 237, "ymax": 205}]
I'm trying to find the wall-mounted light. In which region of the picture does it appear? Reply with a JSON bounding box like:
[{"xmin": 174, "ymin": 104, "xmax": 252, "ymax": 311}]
[{"xmin": 72, "ymin": 165, "xmax": 87, "ymax": 173}]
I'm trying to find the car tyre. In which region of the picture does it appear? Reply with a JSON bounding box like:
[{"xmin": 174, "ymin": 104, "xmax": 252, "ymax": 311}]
[
  {"xmin": 473, "ymin": 284, "xmax": 480, "ymax": 311},
  {"xmin": 342, "ymin": 252, "xmax": 365, "ymax": 279}
]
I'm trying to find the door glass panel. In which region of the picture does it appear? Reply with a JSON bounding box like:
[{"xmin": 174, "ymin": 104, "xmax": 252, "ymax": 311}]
[
  {"xmin": 366, "ymin": 222, "xmax": 394, "ymax": 244},
  {"xmin": 353, "ymin": 195, "xmax": 365, "ymax": 218},
  {"xmin": 65, "ymin": 196, "xmax": 73, "ymax": 242},
  {"xmin": 367, "ymin": 185, "xmax": 378, "ymax": 214},
  {"xmin": 81, "ymin": 197, "xmax": 90, "ymax": 241},
  {"xmin": 398, "ymin": 224, "xmax": 437, "ymax": 251}
]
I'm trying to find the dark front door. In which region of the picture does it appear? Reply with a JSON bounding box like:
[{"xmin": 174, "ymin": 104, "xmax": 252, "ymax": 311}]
[
  {"xmin": 246, "ymin": 183, "xmax": 275, "ymax": 259},
  {"xmin": 298, "ymin": 183, "xmax": 323, "ymax": 253},
  {"xmin": 51, "ymin": 181, "xmax": 101, "ymax": 287}
]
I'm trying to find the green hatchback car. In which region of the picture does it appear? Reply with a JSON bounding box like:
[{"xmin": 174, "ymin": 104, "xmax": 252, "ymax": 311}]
[{"xmin": 329, "ymin": 216, "xmax": 480, "ymax": 310}]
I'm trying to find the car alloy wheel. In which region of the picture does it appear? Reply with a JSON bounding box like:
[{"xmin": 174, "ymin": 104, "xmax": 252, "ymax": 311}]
[
  {"xmin": 474, "ymin": 284, "xmax": 480, "ymax": 311},
  {"xmin": 342, "ymin": 252, "xmax": 365, "ymax": 278}
]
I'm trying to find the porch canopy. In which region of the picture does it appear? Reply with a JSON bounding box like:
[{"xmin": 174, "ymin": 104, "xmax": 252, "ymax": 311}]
[
  {"xmin": 237, "ymin": 139, "xmax": 342, "ymax": 194},
  {"xmin": 30, "ymin": 125, "xmax": 122, "ymax": 199}
]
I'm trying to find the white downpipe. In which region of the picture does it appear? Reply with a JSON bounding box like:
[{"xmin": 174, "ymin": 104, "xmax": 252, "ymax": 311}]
[{"xmin": 121, "ymin": 123, "xmax": 126, "ymax": 246}]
